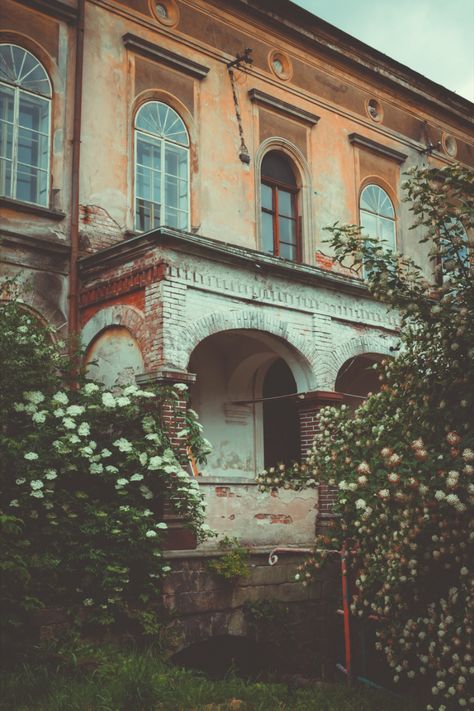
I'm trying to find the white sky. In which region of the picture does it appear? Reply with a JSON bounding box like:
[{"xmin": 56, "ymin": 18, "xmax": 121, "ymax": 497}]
[{"xmin": 292, "ymin": 0, "xmax": 474, "ymax": 102}]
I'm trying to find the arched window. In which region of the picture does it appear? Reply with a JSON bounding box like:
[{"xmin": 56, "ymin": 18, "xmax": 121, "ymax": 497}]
[
  {"xmin": 359, "ymin": 184, "xmax": 396, "ymax": 257},
  {"xmin": 0, "ymin": 44, "xmax": 52, "ymax": 206},
  {"xmin": 134, "ymin": 101, "xmax": 189, "ymax": 232},
  {"xmin": 261, "ymin": 151, "xmax": 300, "ymax": 262}
]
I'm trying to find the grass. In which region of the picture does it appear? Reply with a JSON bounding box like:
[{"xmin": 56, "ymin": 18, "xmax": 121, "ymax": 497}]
[{"xmin": 0, "ymin": 644, "xmax": 424, "ymax": 711}]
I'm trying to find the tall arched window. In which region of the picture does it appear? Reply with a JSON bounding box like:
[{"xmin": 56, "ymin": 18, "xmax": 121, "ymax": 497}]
[
  {"xmin": 0, "ymin": 44, "xmax": 52, "ymax": 206},
  {"xmin": 134, "ymin": 101, "xmax": 189, "ymax": 232},
  {"xmin": 360, "ymin": 184, "xmax": 396, "ymax": 255},
  {"xmin": 261, "ymin": 151, "xmax": 300, "ymax": 262}
]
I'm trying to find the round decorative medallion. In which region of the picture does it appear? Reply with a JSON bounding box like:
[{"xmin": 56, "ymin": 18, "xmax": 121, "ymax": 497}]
[
  {"xmin": 365, "ymin": 97, "xmax": 383, "ymax": 123},
  {"xmin": 442, "ymin": 133, "xmax": 458, "ymax": 158},
  {"xmin": 268, "ymin": 50, "xmax": 293, "ymax": 81},
  {"xmin": 150, "ymin": 0, "xmax": 179, "ymax": 27}
]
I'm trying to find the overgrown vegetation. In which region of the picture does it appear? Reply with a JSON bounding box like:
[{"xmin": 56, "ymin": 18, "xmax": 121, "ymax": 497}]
[
  {"xmin": 0, "ymin": 289, "xmax": 214, "ymax": 652},
  {"xmin": 207, "ymin": 536, "xmax": 250, "ymax": 581},
  {"xmin": 257, "ymin": 164, "xmax": 474, "ymax": 710},
  {"xmin": 0, "ymin": 642, "xmax": 423, "ymax": 711}
]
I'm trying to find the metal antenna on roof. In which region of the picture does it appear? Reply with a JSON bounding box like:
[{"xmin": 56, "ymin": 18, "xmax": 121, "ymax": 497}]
[{"xmin": 227, "ymin": 49, "xmax": 253, "ymax": 164}]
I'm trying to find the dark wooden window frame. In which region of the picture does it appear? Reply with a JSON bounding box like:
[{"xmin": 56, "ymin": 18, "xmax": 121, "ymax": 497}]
[{"xmin": 261, "ymin": 176, "xmax": 301, "ymax": 263}]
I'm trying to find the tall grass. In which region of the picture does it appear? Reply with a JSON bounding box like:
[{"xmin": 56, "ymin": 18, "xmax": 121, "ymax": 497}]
[{"xmin": 0, "ymin": 644, "xmax": 423, "ymax": 711}]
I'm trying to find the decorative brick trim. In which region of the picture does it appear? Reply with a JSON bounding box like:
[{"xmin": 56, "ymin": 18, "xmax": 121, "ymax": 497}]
[
  {"xmin": 171, "ymin": 308, "xmax": 317, "ymax": 390},
  {"xmin": 80, "ymin": 263, "xmax": 166, "ymax": 308}
]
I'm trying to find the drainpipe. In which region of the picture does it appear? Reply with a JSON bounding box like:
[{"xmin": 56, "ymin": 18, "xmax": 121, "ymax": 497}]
[{"xmin": 68, "ymin": 0, "xmax": 85, "ymax": 346}]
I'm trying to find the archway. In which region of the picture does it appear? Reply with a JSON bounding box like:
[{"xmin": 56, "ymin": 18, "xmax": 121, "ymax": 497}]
[
  {"xmin": 335, "ymin": 353, "xmax": 384, "ymax": 409},
  {"xmin": 84, "ymin": 325, "xmax": 144, "ymax": 389},
  {"xmin": 188, "ymin": 329, "xmax": 305, "ymax": 478}
]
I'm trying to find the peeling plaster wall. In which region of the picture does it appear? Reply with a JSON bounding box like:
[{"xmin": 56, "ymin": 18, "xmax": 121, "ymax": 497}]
[
  {"xmin": 198, "ymin": 483, "xmax": 318, "ymax": 548},
  {"xmin": 80, "ymin": 240, "xmax": 397, "ymax": 547}
]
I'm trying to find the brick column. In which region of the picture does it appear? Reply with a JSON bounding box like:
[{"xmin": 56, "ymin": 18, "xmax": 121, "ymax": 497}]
[
  {"xmin": 297, "ymin": 391, "xmax": 344, "ymax": 535},
  {"xmin": 136, "ymin": 367, "xmax": 198, "ymax": 551}
]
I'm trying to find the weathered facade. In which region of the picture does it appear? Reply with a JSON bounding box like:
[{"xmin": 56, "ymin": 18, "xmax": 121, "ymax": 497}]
[{"xmin": 2, "ymin": 0, "xmax": 473, "ymax": 662}]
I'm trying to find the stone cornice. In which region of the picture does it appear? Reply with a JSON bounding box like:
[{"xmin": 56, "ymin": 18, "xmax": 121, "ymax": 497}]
[
  {"xmin": 122, "ymin": 33, "xmax": 210, "ymax": 79},
  {"xmin": 13, "ymin": 0, "xmax": 78, "ymax": 24},
  {"xmin": 348, "ymin": 133, "xmax": 408, "ymax": 163},
  {"xmin": 248, "ymin": 88, "xmax": 320, "ymax": 126},
  {"xmin": 227, "ymin": 0, "xmax": 473, "ymax": 127},
  {"xmin": 1, "ymin": 229, "xmax": 70, "ymax": 257},
  {"xmin": 79, "ymin": 227, "xmax": 370, "ymax": 298}
]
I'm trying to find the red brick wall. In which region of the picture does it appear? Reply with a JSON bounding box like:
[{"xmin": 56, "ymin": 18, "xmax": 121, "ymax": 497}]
[{"xmin": 297, "ymin": 392, "xmax": 344, "ymax": 524}]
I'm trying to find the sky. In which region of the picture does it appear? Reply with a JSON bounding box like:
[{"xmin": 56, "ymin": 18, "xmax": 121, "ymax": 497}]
[{"xmin": 292, "ymin": 0, "xmax": 474, "ymax": 102}]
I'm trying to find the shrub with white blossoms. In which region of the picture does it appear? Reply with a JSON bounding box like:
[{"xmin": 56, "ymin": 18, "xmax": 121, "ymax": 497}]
[
  {"xmin": 0, "ymin": 292, "xmax": 214, "ymax": 647},
  {"xmin": 257, "ymin": 165, "xmax": 474, "ymax": 710}
]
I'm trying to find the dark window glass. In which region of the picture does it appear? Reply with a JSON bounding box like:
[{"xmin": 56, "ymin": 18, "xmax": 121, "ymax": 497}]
[{"xmin": 260, "ymin": 151, "xmax": 300, "ymax": 262}]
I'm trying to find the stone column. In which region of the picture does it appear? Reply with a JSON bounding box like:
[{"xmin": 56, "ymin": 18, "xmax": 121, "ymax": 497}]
[
  {"xmin": 137, "ymin": 367, "xmax": 198, "ymax": 550},
  {"xmin": 297, "ymin": 391, "xmax": 344, "ymax": 536}
]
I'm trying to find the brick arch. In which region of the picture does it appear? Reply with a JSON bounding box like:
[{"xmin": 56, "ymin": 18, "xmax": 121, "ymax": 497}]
[
  {"xmin": 174, "ymin": 309, "xmax": 318, "ymax": 391},
  {"xmin": 323, "ymin": 333, "xmax": 398, "ymax": 390},
  {"xmin": 81, "ymin": 304, "xmax": 150, "ymax": 367}
]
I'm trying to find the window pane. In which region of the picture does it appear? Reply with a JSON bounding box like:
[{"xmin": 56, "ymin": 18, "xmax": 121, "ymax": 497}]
[
  {"xmin": 279, "ymin": 216, "xmax": 296, "ymax": 245},
  {"xmin": 261, "ymin": 211, "xmax": 274, "ymax": 253},
  {"xmin": 15, "ymin": 165, "xmax": 47, "ymax": 205},
  {"xmin": 280, "ymin": 241, "xmax": 296, "ymax": 261},
  {"xmin": 137, "ymin": 135, "xmax": 160, "ymax": 169},
  {"xmin": 360, "ymin": 210, "xmax": 377, "ymax": 239},
  {"xmin": 261, "ymin": 151, "xmax": 296, "ymax": 185},
  {"xmin": 379, "ymin": 216, "xmax": 396, "ymax": 251},
  {"xmin": 0, "ymin": 85, "xmax": 14, "ymax": 124},
  {"xmin": 135, "ymin": 198, "xmax": 161, "ymax": 232},
  {"xmin": 0, "ymin": 157, "xmax": 12, "ymax": 197},
  {"xmin": 136, "ymin": 165, "xmax": 152, "ymax": 202},
  {"xmin": 165, "ymin": 143, "xmax": 188, "ymax": 180},
  {"xmin": 278, "ymin": 189, "xmax": 294, "ymax": 218},
  {"xmin": 19, "ymin": 93, "xmax": 49, "ymax": 133},
  {"xmin": 261, "ymin": 183, "xmax": 272, "ymax": 211},
  {"xmin": 165, "ymin": 175, "xmax": 188, "ymax": 212},
  {"xmin": 165, "ymin": 206, "xmax": 188, "ymax": 230},
  {"xmin": 18, "ymin": 128, "xmax": 49, "ymax": 171},
  {"xmin": 0, "ymin": 118, "xmax": 13, "ymax": 160}
]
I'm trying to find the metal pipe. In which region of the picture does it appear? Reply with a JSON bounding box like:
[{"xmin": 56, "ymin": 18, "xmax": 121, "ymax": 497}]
[{"xmin": 68, "ymin": 0, "xmax": 85, "ymax": 345}]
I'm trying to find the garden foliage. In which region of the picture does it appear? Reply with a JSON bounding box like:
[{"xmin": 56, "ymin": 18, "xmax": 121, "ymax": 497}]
[
  {"xmin": 0, "ymin": 294, "xmax": 213, "ymax": 649},
  {"xmin": 257, "ymin": 165, "xmax": 474, "ymax": 710}
]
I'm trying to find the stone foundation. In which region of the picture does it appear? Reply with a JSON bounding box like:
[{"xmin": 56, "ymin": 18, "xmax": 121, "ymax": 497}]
[{"xmin": 162, "ymin": 547, "xmax": 341, "ymax": 676}]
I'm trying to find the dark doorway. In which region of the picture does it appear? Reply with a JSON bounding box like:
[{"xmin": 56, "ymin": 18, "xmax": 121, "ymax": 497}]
[
  {"xmin": 171, "ymin": 635, "xmax": 272, "ymax": 680},
  {"xmin": 263, "ymin": 358, "xmax": 299, "ymax": 467}
]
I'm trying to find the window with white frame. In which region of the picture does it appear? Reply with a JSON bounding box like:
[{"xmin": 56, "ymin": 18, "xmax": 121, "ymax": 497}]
[
  {"xmin": 134, "ymin": 101, "xmax": 189, "ymax": 232},
  {"xmin": 359, "ymin": 184, "xmax": 396, "ymax": 275},
  {"xmin": 0, "ymin": 44, "xmax": 51, "ymax": 207}
]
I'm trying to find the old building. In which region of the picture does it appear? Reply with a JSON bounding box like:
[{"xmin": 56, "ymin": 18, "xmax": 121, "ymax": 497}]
[{"xmin": 1, "ymin": 0, "xmax": 473, "ymax": 660}]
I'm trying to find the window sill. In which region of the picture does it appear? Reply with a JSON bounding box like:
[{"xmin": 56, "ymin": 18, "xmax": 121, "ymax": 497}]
[
  {"xmin": 197, "ymin": 475, "xmax": 259, "ymax": 486},
  {"xmin": 0, "ymin": 197, "xmax": 66, "ymax": 221}
]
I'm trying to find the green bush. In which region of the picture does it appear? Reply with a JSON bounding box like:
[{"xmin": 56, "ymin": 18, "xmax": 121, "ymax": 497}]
[
  {"xmin": 0, "ymin": 291, "xmax": 214, "ymax": 650},
  {"xmin": 257, "ymin": 165, "xmax": 474, "ymax": 710},
  {"xmin": 207, "ymin": 537, "xmax": 250, "ymax": 581}
]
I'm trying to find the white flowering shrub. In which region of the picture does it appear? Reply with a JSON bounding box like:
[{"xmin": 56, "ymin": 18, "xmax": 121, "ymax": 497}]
[
  {"xmin": 0, "ymin": 294, "xmax": 213, "ymax": 648},
  {"xmin": 257, "ymin": 165, "xmax": 474, "ymax": 709}
]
